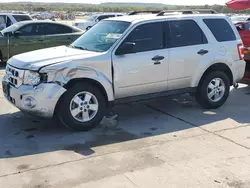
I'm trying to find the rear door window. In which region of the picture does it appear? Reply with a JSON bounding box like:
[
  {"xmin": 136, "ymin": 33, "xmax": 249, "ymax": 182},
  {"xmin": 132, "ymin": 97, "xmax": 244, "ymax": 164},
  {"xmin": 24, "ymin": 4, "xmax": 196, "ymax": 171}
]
[
  {"xmin": 168, "ymin": 20, "xmax": 208, "ymax": 48},
  {"xmin": 19, "ymin": 23, "xmax": 47, "ymax": 36},
  {"xmin": 12, "ymin": 15, "xmax": 32, "ymax": 22},
  {"xmin": 203, "ymin": 19, "xmax": 236, "ymax": 42},
  {"xmin": 46, "ymin": 23, "xmax": 74, "ymax": 34}
]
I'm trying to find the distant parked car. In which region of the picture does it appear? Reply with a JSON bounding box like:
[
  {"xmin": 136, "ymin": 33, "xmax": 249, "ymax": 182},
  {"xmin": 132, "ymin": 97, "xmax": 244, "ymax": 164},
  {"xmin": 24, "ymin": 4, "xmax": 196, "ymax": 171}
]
[
  {"xmin": 72, "ymin": 13, "xmax": 124, "ymax": 30},
  {"xmin": 231, "ymin": 16, "xmax": 250, "ymax": 23},
  {"xmin": 235, "ymin": 21, "xmax": 250, "ymax": 47},
  {"xmin": 0, "ymin": 21, "xmax": 83, "ymax": 62},
  {"xmin": 0, "ymin": 13, "xmax": 32, "ymax": 30}
]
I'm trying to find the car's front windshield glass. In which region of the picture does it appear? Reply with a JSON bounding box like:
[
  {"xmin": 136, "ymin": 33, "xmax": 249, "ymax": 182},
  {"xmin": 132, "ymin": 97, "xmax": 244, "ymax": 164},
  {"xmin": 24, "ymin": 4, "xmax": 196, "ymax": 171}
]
[{"xmin": 71, "ymin": 21, "xmax": 131, "ymax": 52}]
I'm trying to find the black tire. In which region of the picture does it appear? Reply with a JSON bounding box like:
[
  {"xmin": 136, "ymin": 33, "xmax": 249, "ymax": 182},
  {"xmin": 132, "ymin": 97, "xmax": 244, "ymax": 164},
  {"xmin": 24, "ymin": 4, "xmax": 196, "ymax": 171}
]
[
  {"xmin": 56, "ymin": 83, "xmax": 107, "ymax": 131},
  {"xmin": 196, "ymin": 71, "xmax": 230, "ymax": 109}
]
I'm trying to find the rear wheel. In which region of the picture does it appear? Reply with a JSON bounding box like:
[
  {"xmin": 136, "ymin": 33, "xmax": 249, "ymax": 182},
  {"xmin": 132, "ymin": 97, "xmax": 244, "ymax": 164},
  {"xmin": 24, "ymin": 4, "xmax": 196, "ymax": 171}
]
[
  {"xmin": 196, "ymin": 71, "xmax": 230, "ymax": 109},
  {"xmin": 56, "ymin": 83, "xmax": 107, "ymax": 131}
]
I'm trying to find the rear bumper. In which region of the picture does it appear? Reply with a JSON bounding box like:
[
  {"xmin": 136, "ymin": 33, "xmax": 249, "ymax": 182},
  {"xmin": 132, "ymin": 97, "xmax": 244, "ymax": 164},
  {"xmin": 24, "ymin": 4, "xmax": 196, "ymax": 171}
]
[{"xmin": 232, "ymin": 59, "xmax": 246, "ymax": 84}]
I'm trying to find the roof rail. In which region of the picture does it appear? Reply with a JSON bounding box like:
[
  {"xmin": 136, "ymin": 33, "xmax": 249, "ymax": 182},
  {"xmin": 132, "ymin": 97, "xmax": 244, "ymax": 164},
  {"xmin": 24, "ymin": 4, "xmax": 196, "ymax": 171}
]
[
  {"xmin": 157, "ymin": 9, "xmax": 217, "ymax": 16},
  {"xmin": 128, "ymin": 10, "xmax": 162, "ymax": 15}
]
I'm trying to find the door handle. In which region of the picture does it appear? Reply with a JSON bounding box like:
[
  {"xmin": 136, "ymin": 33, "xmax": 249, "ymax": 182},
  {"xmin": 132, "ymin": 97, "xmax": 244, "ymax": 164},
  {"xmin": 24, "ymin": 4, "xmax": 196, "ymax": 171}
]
[
  {"xmin": 152, "ymin": 55, "xmax": 164, "ymax": 61},
  {"xmin": 154, "ymin": 62, "xmax": 161, "ymax": 65},
  {"xmin": 197, "ymin": 49, "xmax": 209, "ymax": 55}
]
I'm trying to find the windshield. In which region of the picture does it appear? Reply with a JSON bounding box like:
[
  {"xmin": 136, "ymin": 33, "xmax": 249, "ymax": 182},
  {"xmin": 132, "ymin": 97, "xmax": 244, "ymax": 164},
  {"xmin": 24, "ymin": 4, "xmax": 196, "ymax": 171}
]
[
  {"xmin": 1, "ymin": 23, "xmax": 21, "ymax": 35},
  {"xmin": 88, "ymin": 15, "xmax": 97, "ymax": 21},
  {"xmin": 71, "ymin": 21, "xmax": 131, "ymax": 52},
  {"xmin": 231, "ymin": 16, "xmax": 249, "ymax": 22}
]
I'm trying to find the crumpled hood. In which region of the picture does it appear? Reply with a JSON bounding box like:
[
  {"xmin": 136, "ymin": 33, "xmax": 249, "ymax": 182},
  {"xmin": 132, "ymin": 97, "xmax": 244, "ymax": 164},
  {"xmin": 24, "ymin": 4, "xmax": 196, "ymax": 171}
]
[{"xmin": 8, "ymin": 46, "xmax": 99, "ymax": 71}]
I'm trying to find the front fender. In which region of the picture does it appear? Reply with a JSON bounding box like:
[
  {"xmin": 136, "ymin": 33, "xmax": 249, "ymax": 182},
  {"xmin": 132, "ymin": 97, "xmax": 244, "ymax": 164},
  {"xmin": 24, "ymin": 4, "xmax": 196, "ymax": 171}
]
[{"xmin": 40, "ymin": 63, "xmax": 114, "ymax": 101}]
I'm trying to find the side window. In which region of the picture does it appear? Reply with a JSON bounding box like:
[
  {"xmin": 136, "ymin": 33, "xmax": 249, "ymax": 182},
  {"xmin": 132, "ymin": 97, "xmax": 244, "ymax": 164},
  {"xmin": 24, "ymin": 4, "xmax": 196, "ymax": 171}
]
[
  {"xmin": 169, "ymin": 20, "xmax": 208, "ymax": 48},
  {"xmin": 203, "ymin": 19, "xmax": 236, "ymax": 42},
  {"xmin": 0, "ymin": 16, "xmax": 6, "ymax": 30},
  {"xmin": 46, "ymin": 24, "xmax": 73, "ymax": 35},
  {"xmin": 244, "ymin": 23, "xmax": 250, "ymax": 31},
  {"xmin": 19, "ymin": 24, "xmax": 33, "ymax": 35},
  {"xmin": 19, "ymin": 24, "xmax": 47, "ymax": 36},
  {"xmin": 235, "ymin": 24, "xmax": 243, "ymax": 31},
  {"xmin": 122, "ymin": 22, "xmax": 163, "ymax": 53},
  {"xmin": 6, "ymin": 16, "xmax": 12, "ymax": 27}
]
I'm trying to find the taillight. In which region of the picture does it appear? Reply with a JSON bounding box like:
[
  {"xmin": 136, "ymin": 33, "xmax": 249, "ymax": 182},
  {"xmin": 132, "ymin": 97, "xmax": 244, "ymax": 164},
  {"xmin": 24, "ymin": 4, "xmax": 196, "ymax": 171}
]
[{"xmin": 238, "ymin": 43, "xmax": 244, "ymax": 60}]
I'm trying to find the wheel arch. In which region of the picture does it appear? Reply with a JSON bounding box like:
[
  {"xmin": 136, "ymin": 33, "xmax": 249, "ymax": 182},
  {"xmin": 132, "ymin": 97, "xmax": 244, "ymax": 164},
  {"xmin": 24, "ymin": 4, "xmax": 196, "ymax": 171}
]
[
  {"xmin": 196, "ymin": 63, "xmax": 233, "ymax": 87},
  {"xmin": 54, "ymin": 77, "xmax": 113, "ymax": 118},
  {"xmin": 63, "ymin": 78, "xmax": 110, "ymax": 102}
]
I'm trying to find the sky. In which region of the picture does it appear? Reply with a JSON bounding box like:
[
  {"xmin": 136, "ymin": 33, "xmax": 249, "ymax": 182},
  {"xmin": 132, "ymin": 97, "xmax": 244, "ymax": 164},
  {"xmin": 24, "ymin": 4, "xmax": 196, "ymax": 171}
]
[{"xmin": 0, "ymin": 0, "xmax": 229, "ymax": 6}]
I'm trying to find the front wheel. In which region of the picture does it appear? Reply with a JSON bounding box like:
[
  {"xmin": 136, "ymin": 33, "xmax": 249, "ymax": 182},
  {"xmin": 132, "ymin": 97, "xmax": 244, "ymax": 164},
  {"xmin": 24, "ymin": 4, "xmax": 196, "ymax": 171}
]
[
  {"xmin": 196, "ymin": 71, "xmax": 230, "ymax": 109},
  {"xmin": 56, "ymin": 83, "xmax": 107, "ymax": 131}
]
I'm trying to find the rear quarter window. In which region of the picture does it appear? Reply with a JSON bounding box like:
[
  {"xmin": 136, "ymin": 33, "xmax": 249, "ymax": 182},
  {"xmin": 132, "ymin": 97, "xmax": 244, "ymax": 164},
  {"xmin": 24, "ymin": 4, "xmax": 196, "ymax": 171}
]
[{"xmin": 203, "ymin": 18, "xmax": 236, "ymax": 42}]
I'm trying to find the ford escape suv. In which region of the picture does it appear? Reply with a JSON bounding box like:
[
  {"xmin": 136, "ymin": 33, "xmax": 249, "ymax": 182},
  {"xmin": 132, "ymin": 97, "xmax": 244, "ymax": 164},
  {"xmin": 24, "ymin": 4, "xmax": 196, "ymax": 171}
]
[{"xmin": 2, "ymin": 12, "xmax": 246, "ymax": 131}]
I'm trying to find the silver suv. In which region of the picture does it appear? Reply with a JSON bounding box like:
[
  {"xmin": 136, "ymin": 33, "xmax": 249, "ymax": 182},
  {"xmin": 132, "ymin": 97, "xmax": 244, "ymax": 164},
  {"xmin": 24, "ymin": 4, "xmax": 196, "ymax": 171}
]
[
  {"xmin": 0, "ymin": 13, "xmax": 32, "ymax": 30},
  {"xmin": 2, "ymin": 12, "xmax": 246, "ymax": 131}
]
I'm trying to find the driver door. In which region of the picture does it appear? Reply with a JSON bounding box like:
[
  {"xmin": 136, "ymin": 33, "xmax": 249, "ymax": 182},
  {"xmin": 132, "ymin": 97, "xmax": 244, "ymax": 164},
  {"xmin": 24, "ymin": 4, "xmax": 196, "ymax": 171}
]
[
  {"xmin": 112, "ymin": 22, "xmax": 169, "ymax": 99},
  {"xmin": 9, "ymin": 23, "xmax": 47, "ymax": 57}
]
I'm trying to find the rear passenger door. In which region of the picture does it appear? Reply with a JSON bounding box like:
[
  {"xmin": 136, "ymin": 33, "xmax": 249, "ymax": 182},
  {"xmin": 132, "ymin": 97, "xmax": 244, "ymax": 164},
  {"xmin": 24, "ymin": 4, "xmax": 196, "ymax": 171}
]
[{"xmin": 167, "ymin": 20, "xmax": 211, "ymax": 90}]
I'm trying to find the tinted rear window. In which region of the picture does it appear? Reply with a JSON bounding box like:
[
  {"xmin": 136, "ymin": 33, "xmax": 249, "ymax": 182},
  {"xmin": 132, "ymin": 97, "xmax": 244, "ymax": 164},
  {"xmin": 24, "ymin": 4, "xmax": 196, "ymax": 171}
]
[
  {"xmin": 13, "ymin": 15, "xmax": 32, "ymax": 22},
  {"xmin": 169, "ymin": 20, "xmax": 208, "ymax": 48},
  {"xmin": 244, "ymin": 23, "xmax": 250, "ymax": 31},
  {"xmin": 203, "ymin": 19, "xmax": 236, "ymax": 42}
]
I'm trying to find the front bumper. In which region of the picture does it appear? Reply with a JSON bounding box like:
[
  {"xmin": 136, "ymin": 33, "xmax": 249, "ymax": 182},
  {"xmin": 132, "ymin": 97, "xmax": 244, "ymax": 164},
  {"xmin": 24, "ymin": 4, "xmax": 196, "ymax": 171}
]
[{"xmin": 2, "ymin": 76, "xmax": 66, "ymax": 118}]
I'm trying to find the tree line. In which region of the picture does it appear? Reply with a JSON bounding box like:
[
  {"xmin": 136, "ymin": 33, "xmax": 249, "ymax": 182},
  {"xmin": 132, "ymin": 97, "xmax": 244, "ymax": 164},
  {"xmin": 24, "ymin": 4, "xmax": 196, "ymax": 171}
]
[{"xmin": 0, "ymin": 3, "xmax": 250, "ymax": 14}]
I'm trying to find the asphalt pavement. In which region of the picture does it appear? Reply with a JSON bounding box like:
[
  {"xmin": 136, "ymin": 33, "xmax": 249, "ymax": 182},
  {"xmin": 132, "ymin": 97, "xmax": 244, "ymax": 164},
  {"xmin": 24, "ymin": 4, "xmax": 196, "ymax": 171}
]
[{"xmin": 0, "ymin": 64, "xmax": 250, "ymax": 188}]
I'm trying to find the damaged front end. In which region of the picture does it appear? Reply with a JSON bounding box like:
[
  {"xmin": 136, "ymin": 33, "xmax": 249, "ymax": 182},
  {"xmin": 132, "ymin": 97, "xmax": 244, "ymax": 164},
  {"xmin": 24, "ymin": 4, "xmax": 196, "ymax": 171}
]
[{"xmin": 3, "ymin": 48, "xmax": 114, "ymax": 118}]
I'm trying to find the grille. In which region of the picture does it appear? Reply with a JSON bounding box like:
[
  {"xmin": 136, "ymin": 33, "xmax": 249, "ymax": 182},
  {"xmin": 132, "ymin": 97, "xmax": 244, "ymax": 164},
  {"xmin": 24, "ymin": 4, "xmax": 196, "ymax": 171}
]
[{"xmin": 5, "ymin": 65, "xmax": 24, "ymax": 88}]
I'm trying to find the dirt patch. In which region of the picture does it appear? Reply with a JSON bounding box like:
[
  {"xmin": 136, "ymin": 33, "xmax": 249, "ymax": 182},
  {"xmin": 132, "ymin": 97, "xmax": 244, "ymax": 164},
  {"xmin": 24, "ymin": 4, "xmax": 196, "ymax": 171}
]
[
  {"xmin": 17, "ymin": 164, "xmax": 30, "ymax": 170},
  {"xmin": 64, "ymin": 131, "xmax": 137, "ymax": 156},
  {"xmin": 228, "ymin": 180, "xmax": 245, "ymax": 188}
]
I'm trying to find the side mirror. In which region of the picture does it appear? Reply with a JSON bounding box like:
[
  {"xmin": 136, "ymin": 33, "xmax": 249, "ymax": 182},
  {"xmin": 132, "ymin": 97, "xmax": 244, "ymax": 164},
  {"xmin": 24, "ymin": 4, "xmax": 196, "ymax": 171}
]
[
  {"xmin": 13, "ymin": 31, "xmax": 22, "ymax": 36},
  {"xmin": 116, "ymin": 42, "xmax": 136, "ymax": 55},
  {"xmin": 86, "ymin": 26, "xmax": 92, "ymax": 31}
]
